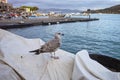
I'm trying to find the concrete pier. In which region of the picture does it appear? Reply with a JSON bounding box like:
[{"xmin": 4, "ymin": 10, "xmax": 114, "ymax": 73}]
[{"xmin": 0, "ymin": 17, "xmax": 99, "ymax": 29}]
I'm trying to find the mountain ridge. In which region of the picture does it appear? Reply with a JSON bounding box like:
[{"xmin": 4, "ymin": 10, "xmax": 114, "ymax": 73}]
[{"xmin": 87, "ymin": 4, "xmax": 120, "ymax": 14}]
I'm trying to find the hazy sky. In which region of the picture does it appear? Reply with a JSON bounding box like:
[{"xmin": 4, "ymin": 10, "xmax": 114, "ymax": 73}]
[{"xmin": 8, "ymin": 0, "xmax": 120, "ymax": 10}]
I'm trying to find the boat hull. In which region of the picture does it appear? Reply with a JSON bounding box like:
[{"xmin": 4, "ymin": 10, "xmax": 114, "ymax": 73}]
[{"xmin": 89, "ymin": 54, "xmax": 120, "ymax": 72}]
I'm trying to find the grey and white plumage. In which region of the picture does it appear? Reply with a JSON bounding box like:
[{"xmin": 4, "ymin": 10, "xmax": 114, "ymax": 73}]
[{"xmin": 29, "ymin": 33, "xmax": 64, "ymax": 58}]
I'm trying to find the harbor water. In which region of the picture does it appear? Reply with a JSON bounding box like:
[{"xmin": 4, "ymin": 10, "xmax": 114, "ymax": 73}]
[{"xmin": 7, "ymin": 14, "xmax": 120, "ymax": 60}]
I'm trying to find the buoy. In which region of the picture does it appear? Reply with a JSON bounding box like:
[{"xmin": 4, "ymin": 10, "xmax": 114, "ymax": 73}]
[
  {"xmin": 48, "ymin": 23, "xmax": 51, "ymax": 25},
  {"xmin": 57, "ymin": 22, "xmax": 59, "ymax": 24}
]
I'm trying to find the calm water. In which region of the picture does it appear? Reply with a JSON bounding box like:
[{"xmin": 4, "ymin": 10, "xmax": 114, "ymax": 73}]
[{"xmin": 7, "ymin": 14, "xmax": 120, "ymax": 59}]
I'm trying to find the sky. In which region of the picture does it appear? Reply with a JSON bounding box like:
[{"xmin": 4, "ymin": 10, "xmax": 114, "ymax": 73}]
[{"xmin": 8, "ymin": 0, "xmax": 120, "ymax": 10}]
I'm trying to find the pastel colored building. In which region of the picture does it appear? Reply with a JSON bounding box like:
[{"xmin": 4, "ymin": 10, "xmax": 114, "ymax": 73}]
[
  {"xmin": 0, "ymin": 0, "xmax": 12, "ymax": 12},
  {"xmin": 0, "ymin": 0, "xmax": 7, "ymax": 3}
]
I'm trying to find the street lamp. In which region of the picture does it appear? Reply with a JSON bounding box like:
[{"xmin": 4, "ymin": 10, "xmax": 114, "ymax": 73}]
[{"xmin": 87, "ymin": 9, "xmax": 91, "ymax": 19}]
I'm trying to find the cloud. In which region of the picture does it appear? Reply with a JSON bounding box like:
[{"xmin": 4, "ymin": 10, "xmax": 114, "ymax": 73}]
[{"xmin": 8, "ymin": 0, "xmax": 120, "ymax": 10}]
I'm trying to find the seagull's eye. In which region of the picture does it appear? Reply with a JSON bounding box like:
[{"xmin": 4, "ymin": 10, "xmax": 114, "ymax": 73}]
[{"xmin": 58, "ymin": 33, "xmax": 61, "ymax": 35}]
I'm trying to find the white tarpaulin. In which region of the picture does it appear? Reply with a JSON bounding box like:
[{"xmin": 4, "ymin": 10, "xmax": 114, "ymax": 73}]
[
  {"xmin": 72, "ymin": 50, "xmax": 120, "ymax": 80},
  {"xmin": 0, "ymin": 60, "xmax": 23, "ymax": 80},
  {"xmin": 0, "ymin": 29, "xmax": 120, "ymax": 80},
  {"xmin": 0, "ymin": 29, "xmax": 74, "ymax": 80}
]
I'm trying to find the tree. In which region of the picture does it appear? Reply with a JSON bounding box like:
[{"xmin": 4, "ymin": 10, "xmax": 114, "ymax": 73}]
[
  {"xmin": 87, "ymin": 9, "xmax": 91, "ymax": 12},
  {"xmin": 31, "ymin": 7, "xmax": 39, "ymax": 11},
  {"xmin": 20, "ymin": 6, "xmax": 39, "ymax": 11}
]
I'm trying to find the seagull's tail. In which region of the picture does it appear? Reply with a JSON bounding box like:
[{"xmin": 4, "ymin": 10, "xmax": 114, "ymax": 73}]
[{"xmin": 29, "ymin": 49, "xmax": 40, "ymax": 55}]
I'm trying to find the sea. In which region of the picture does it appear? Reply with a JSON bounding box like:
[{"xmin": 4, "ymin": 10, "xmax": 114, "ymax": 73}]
[{"xmin": 7, "ymin": 14, "xmax": 120, "ymax": 60}]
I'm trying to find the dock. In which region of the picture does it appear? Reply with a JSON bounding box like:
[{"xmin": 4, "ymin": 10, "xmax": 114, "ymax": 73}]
[{"xmin": 0, "ymin": 17, "xmax": 99, "ymax": 29}]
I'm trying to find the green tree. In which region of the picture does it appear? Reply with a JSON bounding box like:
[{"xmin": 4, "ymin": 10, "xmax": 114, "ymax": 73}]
[
  {"xmin": 20, "ymin": 6, "xmax": 39, "ymax": 11},
  {"xmin": 31, "ymin": 7, "xmax": 39, "ymax": 11}
]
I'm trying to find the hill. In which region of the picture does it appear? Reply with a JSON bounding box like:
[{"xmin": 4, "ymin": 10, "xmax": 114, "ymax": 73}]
[{"xmin": 86, "ymin": 4, "xmax": 120, "ymax": 14}]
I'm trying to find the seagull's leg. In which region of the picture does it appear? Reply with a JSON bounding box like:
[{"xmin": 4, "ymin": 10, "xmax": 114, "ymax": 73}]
[
  {"xmin": 54, "ymin": 52, "xmax": 55, "ymax": 58},
  {"xmin": 53, "ymin": 52, "xmax": 59, "ymax": 59},
  {"xmin": 51, "ymin": 52, "xmax": 53, "ymax": 57},
  {"xmin": 50, "ymin": 52, "xmax": 54, "ymax": 58}
]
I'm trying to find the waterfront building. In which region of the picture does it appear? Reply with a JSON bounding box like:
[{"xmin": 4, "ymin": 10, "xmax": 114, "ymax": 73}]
[
  {"xmin": 0, "ymin": 0, "xmax": 7, "ymax": 3},
  {"xmin": 24, "ymin": 8, "xmax": 31, "ymax": 12},
  {"xmin": 0, "ymin": 0, "xmax": 12, "ymax": 12}
]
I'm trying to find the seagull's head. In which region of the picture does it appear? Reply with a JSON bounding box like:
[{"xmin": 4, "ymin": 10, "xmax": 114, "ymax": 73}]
[{"xmin": 55, "ymin": 33, "xmax": 64, "ymax": 39}]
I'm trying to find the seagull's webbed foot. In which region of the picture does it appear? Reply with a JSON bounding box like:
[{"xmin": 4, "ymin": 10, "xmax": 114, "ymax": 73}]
[
  {"xmin": 50, "ymin": 52, "xmax": 59, "ymax": 59},
  {"xmin": 51, "ymin": 56, "xmax": 59, "ymax": 59},
  {"xmin": 54, "ymin": 56, "xmax": 59, "ymax": 59}
]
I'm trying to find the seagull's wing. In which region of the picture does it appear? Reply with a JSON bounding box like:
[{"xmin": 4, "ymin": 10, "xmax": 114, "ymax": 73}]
[{"xmin": 40, "ymin": 39, "xmax": 60, "ymax": 53}]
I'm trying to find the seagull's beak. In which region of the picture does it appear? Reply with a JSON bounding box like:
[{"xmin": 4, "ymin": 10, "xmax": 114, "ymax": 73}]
[{"xmin": 61, "ymin": 34, "xmax": 64, "ymax": 36}]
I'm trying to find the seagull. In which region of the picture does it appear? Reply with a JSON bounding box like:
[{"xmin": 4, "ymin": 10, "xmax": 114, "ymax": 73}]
[{"xmin": 29, "ymin": 33, "xmax": 64, "ymax": 59}]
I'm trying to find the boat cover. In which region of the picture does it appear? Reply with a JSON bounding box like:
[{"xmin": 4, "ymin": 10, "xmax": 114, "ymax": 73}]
[
  {"xmin": 0, "ymin": 60, "xmax": 22, "ymax": 80},
  {"xmin": 0, "ymin": 29, "xmax": 120, "ymax": 80},
  {"xmin": 72, "ymin": 50, "xmax": 120, "ymax": 80}
]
